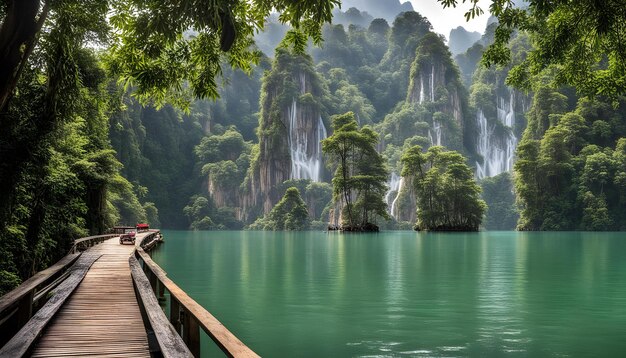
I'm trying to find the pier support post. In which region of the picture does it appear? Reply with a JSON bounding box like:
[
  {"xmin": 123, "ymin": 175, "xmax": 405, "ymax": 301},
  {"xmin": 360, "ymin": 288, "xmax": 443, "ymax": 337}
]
[
  {"xmin": 170, "ymin": 298, "xmax": 181, "ymax": 333},
  {"xmin": 16, "ymin": 291, "xmax": 34, "ymax": 328},
  {"xmin": 182, "ymin": 311, "xmax": 200, "ymax": 358}
]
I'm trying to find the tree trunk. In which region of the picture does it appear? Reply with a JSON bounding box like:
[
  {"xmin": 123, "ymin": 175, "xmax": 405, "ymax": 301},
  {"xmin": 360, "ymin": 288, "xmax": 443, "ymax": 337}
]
[
  {"xmin": 0, "ymin": 0, "xmax": 43, "ymax": 112},
  {"xmin": 0, "ymin": 0, "xmax": 49, "ymax": 229},
  {"xmin": 86, "ymin": 185, "xmax": 107, "ymax": 235}
]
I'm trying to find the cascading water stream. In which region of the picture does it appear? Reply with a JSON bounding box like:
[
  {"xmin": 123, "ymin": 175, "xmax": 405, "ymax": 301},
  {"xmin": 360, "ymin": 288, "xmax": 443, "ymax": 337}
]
[
  {"xmin": 385, "ymin": 172, "xmax": 401, "ymax": 217},
  {"xmin": 420, "ymin": 64, "xmax": 441, "ymax": 146},
  {"xmin": 428, "ymin": 120, "xmax": 442, "ymax": 147},
  {"xmin": 390, "ymin": 177, "xmax": 404, "ymax": 218},
  {"xmin": 476, "ymin": 90, "xmax": 518, "ymax": 179},
  {"xmin": 287, "ymin": 72, "xmax": 328, "ymax": 182},
  {"xmin": 288, "ymin": 100, "xmax": 328, "ymax": 182},
  {"xmin": 430, "ymin": 64, "xmax": 435, "ymax": 102},
  {"xmin": 419, "ymin": 74, "xmax": 425, "ymax": 104}
]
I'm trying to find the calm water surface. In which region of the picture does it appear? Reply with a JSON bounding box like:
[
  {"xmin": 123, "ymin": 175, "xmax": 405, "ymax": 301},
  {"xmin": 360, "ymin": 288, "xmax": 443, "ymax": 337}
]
[{"xmin": 151, "ymin": 231, "xmax": 626, "ymax": 357}]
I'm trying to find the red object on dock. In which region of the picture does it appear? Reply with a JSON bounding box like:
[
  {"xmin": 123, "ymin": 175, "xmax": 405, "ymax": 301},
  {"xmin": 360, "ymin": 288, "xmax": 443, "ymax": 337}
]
[{"xmin": 136, "ymin": 223, "xmax": 149, "ymax": 232}]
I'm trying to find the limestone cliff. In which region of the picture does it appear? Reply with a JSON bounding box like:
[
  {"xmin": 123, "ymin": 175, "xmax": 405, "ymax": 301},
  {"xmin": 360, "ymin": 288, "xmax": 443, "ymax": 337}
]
[
  {"xmin": 469, "ymin": 33, "xmax": 532, "ymax": 179},
  {"xmin": 383, "ymin": 32, "xmax": 472, "ymax": 222},
  {"xmin": 242, "ymin": 48, "xmax": 329, "ymax": 219},
  {"xmin": 406, "ymin": 32, "xmax": 469, "ymax": 151}
]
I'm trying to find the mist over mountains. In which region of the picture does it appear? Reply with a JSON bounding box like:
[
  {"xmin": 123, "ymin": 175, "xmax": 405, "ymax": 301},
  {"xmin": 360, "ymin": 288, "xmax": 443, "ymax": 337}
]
[
  {"xmin": 448, "ymin": 26, "xmax": 481, "ymax": 55},
  {"xmin": 338, "ymin": 0, "xmax": 414, "ymax": 22}
]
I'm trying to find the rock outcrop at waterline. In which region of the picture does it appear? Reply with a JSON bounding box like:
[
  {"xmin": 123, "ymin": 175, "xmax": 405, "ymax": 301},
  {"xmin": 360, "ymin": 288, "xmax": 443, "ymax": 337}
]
[{"xmin": 384, "ymin": 32, "xmax": 472, "ymax": 222}]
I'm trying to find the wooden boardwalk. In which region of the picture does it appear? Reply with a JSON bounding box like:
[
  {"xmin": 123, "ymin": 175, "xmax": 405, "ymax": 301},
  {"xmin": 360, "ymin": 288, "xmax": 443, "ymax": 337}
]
[{"xmin": 30, "ymin": 235, "xmax": 151, "ymax": 357}]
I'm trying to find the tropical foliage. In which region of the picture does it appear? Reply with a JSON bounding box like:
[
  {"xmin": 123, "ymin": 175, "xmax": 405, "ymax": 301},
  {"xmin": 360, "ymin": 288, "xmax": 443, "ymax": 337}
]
[
  {"xmin": 249, "ymin": 188, "xmax": 310, "ymax": 230},
  {"xmin": 322, "ymin": 112, "xmax": 389, "ymax": 230},
  {"xmin": 401, "ymin": 145, "xmax": 486, "ymax": 231}
]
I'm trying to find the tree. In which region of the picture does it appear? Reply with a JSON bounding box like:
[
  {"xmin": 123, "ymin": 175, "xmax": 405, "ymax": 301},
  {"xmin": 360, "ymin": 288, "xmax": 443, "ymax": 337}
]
[
  {"xmin": 107, "ymin": 0, "xmax": 339, "ymax": 107},
  {"xmin": 0, "ymin": 0, "xmax": 339, "ymax": 237},
  {"xmin": 481, "ymin": 172, "xmax": 518, "ymax": 230},
  {"xmin": 251, "ymin": 187, "xmax": 310, "ymax": 230},
  {"xmin": 322, "ymin": 112, "xmax": 389, "ymax": 230},
  {"xmin": 401, "ymin": 145, "xmax": 486, "ymax": 231},
  {"xmin": 515, "ymin": 92, "xmax": 626, "ymax": 231},
  {"xmin": 183, "ymin": 196, "xmax": 216, "ymax": 230},
  {"xmin": 438, "ymin": 0, "xmax": 626, "ymax": 97}
]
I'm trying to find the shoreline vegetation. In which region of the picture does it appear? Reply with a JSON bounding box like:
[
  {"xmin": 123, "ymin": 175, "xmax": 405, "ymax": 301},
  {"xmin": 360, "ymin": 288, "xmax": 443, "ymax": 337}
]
[{"xmin": 2, "ymin": 0, "xmax": 626, "ymax": 294}]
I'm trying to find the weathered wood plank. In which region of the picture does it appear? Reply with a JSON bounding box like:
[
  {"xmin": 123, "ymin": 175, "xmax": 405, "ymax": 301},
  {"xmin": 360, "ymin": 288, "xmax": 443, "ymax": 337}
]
[
  {"xmin": 29, "ymin": 236, "xmax": 150, "ymax": 358},
  {"xmin": 129, "ymin": 256, "xmax": 193, "ymax": 358},
  {"xmin": 136, "ymin": 249, "xmax": 260, "ymax": 358},
  {"xmin": 0, "ymin": 252, "xmax": 101, "ymax": 357}
]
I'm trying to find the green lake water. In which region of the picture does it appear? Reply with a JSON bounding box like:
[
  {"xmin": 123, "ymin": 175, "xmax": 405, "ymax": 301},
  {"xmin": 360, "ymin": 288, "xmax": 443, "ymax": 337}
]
[{"xmin": 150, "ymin": 230, "xmax": 626, "ymax": 357}]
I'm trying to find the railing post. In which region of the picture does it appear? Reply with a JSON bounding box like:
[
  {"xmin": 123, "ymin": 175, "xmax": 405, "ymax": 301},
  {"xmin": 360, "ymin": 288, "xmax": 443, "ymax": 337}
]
[
  {"xmin": 170, "ymin": 297, "xmax": 181, "ymax": 333},
  {"xmin": 16, "ymin": 290, "xmax": 34, "ymax": 328},
  {"xmin": 182, "ymin": 310, "xmax": 200, "ymax": 358},
  {"xmin": 157, "ymin": 280, "xmax": 165, "ymax": 301},
  {"xmin": 148, "ymin": 270, "xmax": 157, "ymax": 294}
]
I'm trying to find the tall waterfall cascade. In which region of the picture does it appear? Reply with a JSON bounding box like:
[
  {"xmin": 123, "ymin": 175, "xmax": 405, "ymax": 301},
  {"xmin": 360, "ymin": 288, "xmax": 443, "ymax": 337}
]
[
  {"xmin": 385, "ymin": 172, "xmax": 402, "ymax": 218},
  {"xmin": 476, "ymin": 91, "xmax": 518, "ymax": 179},
  {"xmin": 419, "ymin": 65, "xmax": 442, "ymax": 146},
  {"xmin": 287, "ymin": 73, "xmax": 328, "ymax": 182}
]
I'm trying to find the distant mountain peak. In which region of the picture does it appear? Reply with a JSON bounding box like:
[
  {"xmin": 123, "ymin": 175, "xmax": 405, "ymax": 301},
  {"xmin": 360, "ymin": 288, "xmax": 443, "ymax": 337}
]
[{"xmin": 448, "ymin": 26, "xmax": 481, "ymax": 55}]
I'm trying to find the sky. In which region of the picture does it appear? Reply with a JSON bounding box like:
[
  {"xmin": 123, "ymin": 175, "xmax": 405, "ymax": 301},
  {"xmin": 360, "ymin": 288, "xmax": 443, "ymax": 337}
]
[{"xmin": 408, "ymin": 0, "xmax": 491, "ymax": 37}]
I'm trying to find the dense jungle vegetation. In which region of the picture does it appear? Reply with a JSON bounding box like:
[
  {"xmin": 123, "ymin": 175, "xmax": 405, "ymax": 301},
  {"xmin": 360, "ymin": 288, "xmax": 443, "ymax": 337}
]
[{"xmin": 1, "ymin": 0, "xmax": 626, "ymax": 293}]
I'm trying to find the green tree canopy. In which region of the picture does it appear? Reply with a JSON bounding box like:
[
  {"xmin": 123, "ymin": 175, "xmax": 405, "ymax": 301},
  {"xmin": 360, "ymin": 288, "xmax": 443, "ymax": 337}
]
[
  {"xmin": 250, "ymin": 187, "xmax": 310, "ymax": 231},
  {"xmin": 401, "ymin": 145, "xmax": 486, "ymax": 231},
  {"xmin": 322, "ymin": 112, "xmax": 389, "ymax": 230},
  {"xmin": 438, "ymin": 0, "xmax": 626, "ymax": 98}
]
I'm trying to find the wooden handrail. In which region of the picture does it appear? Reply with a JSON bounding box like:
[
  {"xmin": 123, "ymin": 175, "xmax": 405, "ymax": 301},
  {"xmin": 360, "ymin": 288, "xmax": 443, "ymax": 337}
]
[
  {"xmin": 71, "ymin": 234, "xmax": 118, "ymax": 253},
  {"xmin": 1, "ymin": 230, "xmax": 259, "ymax": 358},
  {"xmin": 0, "ymin": 234, "xmax": 114, "ymax": 347},
  {"xmin": 129, "ymin": 256, "xmax": 193, "ymax": 357},
  {"xmin": 133, "ymin": 233, "xmax": 260, "ymax": 358},
  {"xmin": 0, "ymin": 253, "xmax": 102, "ymax": 357}
]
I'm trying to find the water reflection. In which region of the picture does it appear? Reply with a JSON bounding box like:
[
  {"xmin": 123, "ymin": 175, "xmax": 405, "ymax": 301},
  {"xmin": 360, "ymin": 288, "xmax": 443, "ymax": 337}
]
[{"xmin": 150, "ymin": 231, "xmax": 626, "ymax": 357}]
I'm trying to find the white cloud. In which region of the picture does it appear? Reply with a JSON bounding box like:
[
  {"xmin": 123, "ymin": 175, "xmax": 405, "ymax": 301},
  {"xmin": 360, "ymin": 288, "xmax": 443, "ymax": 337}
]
[{"xmin": 408, "ymin": 0, "xmax": 491, "ymax": 39}]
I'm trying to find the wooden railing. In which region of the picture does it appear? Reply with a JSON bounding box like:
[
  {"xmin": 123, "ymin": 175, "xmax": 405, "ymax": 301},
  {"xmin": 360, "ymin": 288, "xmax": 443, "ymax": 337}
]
[
  {"xmin": 131, "ymin": 232, "xmax": 260, "ymax": 358},
  {"xmin": 0, "ymin": 234, "xmax": 114, "ymax": 347},
  {"xmin": 0, "ymin": 231, "xmax": 259, "ymax": 357},
  {"xmin": 71, "ymin": 234, "xmax": 117, "ymax": 253}
]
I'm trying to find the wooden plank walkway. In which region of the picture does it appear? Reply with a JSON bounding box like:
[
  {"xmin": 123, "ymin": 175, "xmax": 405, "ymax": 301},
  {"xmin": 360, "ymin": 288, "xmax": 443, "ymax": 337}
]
[{"xmin": 30, "ymin": 235, "xmax": 151, "ymax": 357}]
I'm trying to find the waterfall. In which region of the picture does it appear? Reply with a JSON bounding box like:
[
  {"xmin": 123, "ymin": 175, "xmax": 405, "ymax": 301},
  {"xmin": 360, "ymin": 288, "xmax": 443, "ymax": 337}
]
[
  {"xmin": 419, "ymin": 64, "xmax": 435, "ymax": 104},
  {"xmin": 430, "ymin": 64, "xmax": 435, "ymax": 102},
  {"xmin": 417, "ymin": 64, "xmax": 441, "ymax": 147},
  {"xmin": 390, "ymin": 177, "xmax": 404, "ymax": 218},
  {"xmin": 385, "ymin": 172, "xmax": 401, "ymax": 217},
  {"xmin": 428, "ymin": 120, "xmax": 442, "ymax": 147},
  {"xmin": 475, "ymin": 90, "xmax": 518, "ymax": 179},
  {"xmin": 299, "ymin": 72, "xmax": 307, "ymax": 93},
  {"xmin": 419, "ymin": 74, "xmax": 425, "ymax": 104},
  {"xmin": 287, "ymin": 93, "xmax": 328, "ymax": 182}
]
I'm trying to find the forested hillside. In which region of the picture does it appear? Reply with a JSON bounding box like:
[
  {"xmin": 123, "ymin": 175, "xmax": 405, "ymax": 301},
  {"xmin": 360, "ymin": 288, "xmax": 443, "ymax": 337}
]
[
  {"xmin": 2, "ymin": 0, "xmax": 626, "ymax": 294},
  {"xmin": 107, "ymin": 4, "xmax": 626, "ymax": 232}
]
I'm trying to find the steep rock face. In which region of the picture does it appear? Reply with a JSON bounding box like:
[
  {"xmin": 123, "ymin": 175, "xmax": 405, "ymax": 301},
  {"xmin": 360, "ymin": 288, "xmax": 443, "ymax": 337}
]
[
  {"xmin": 474, "ymin": 87, "xmax": 530, "ymax": 178},
  {"xmin": 469, "ymin": 33, "xmax": 532, "ymax": 179},
  {"xmin": 406, "ymin": 32, "xmax": 469, "ymax": 150},
  {"xmin": 243, "ymin": 48, "xmax": 328, "ymax": 218},
  {"xmin": 382, "ymin": 32, "xmax": 471, "ymax": 222}
]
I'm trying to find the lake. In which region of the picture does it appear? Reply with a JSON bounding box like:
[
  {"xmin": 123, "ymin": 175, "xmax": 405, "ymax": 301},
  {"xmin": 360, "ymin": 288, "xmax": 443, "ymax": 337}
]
[{"xmin": 150, "ymin": 230, "xmax": 626, "ymax": 357}]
